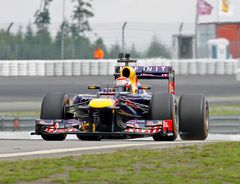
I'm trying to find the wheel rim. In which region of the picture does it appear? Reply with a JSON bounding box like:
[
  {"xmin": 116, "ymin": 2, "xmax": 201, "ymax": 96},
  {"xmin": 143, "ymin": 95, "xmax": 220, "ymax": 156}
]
[
  {"xmin": 205, "ymin": 102, "xmax": 209, "ymax": 131},
  {"xmin": 174, "ymin": 100, "xmax": 178, "ymax": 133}
]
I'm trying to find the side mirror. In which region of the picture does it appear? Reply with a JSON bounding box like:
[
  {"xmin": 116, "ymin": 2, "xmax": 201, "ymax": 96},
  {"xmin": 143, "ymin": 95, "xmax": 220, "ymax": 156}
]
[
  {"xmin": 138, "ymin": 85, "xmax": 151, "ymax": 90},
  {"xmin": 88, "ymin": 85, "xmax": 101, "ymax": 90}
]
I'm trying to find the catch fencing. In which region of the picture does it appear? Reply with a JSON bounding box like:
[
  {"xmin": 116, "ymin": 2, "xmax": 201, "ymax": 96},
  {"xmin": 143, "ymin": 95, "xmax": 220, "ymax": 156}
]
[
  {"xmin": 0, "ymin": 59, "xmax": 239, "ymax": 77},
  {"xmin": 0, "ymin": 116, "xmax": 240, "ymax": 134},
  {"xmin": 0, "ymin": 117, "xmax": 35, "ymax": 131}
]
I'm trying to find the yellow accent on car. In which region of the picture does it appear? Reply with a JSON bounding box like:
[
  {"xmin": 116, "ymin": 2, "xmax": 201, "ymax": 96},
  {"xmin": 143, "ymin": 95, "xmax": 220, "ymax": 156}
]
[
  {"xmin": 88, "ymin": 85, "xmax": 96, "ymax": 89},
  {"xmin": 88, "ymin": 85, "xmax": 100, "ymax": 90},
  {"xmin": 82, "ymin": 123, "xmax": 96, "ymax": 132},
  {"xmin": 89, "ymin": 99, "xmax": 114, "ymax": 108},
  {"xmin": 120, "ymin": 66, "xmax": 137, "ymax": 84},
  {"xmin": 120, "ymin": 66, "xmax": 138, "ymax": 93}
]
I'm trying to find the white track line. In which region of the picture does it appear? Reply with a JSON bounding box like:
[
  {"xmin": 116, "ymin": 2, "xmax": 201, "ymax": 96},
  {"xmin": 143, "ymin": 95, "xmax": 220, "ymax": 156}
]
[{"xmin": 0, "ymin": 140, "xmax": 216, "ymax": 159}]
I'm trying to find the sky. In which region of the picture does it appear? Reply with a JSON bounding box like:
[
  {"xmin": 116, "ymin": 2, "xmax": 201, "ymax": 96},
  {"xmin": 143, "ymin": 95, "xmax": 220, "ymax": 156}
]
[
  {"xmin": 0, "ymin": 0, "xmax": 239, "ymax": 50},
  {"xmin": 0, "ymin": 0, "xmax": 239, "ymax": 24},
  {"xmin": 0, "ymin": 0, "xmax": 196, "ymax": 24}
]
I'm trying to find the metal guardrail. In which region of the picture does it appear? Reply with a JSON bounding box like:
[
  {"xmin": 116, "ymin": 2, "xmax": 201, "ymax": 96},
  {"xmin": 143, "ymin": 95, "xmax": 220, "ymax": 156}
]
[
  {"xmin": 0, "ymin": 116, "xmax": 240, "ymax": 134},
  {"xmin": 209, "ymin": 116, "xmax": 240, "ymax": 134},
  {"xmin": 0, "ymin": 116, "xmax": 36, "ymax": 131}
]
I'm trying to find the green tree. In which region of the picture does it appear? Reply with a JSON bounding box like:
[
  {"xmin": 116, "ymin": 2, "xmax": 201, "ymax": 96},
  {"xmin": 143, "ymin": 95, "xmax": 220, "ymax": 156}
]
[
  {"xmin": 108, "ymin": 42, "xmax": 121, "ymax": 59},
  {"xmin": 36, "ymin": 28, "xmax": 53, "ymax": 59},
  {"xmin": 12, "ymin": 26, "xmax": 24, "ymax": 59},
  {"xmin": 146, "ymin": 36, "xmax": 171, "ymax": 58},
  {"xmin": 71, "ymin": 0, "xmax": 94, "ymax": 37},
  {"xmin": 53, "ymin": 0, "xmax": 95, "ymax": 59},
  {"xmin": 25, "ymin": 24, "xmax": 35, "ymax": 44},
  {"xmin": 129, "ymin": 43, "xmax": 140, "ymax": 58},
  {"xmin": 16, "ymin": 26, "xmax": 23, "ymax": 41},
  {"xmin": 0, "ymin": 30, "xmax": 8, "ymax": 59},
  {"xmin": 34, "ymin": 0, "xmax": 53, "ymax": 32},
  {"xmin": 34, "ymin": 0, "xmax": 53, "ymax": 59},
  {"xmin": 54, "ymin": 21, "xmax": 76, "ymax": 59},
  {"xmin": 22, "ymin": 24, "xmax": 36, "ymax": 59}
]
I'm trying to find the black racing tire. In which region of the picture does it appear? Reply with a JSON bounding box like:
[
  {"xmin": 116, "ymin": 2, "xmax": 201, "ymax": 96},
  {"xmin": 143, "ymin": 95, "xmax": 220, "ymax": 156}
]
[
  {"xmin": 76, "ymin": 134, "xmax": 101, "ymax": 141},
  {"xmin": 41, "ymin": 134, "xmax": 66, "ymax": 141},
  {"xmin": 150, "ymin": 93, "xmax": 178, "ymax": 141},
  {"xmin": 179, "ymin": 94, "xmax": 209, "ymax": 140},
  {"xmin": 40, "ymin": 93, "xmax": 70, "ymax": 141}
]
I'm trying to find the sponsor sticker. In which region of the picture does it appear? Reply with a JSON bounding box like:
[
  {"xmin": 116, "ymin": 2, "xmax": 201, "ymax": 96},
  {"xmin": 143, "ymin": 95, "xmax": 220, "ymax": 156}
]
[{"xmin": 146, "ymin": 121, "xmax": 154, "ymax": 126}]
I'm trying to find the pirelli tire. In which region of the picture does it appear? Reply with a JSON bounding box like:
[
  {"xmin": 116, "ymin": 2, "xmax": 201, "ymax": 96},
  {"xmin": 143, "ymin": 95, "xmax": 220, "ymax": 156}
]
[
  {"xmin": 150, "ymin": 93, "xmax": 178, "ymax": 141},
  {"xmin": 179, "ymin": 94, "xmax": 209, "ymax": 140},
  {"xmin": 76, "ymin": 134, "xmax": 101, "ymax": 141},
  {"xmin": 40, "ymin": 93, "xmax": 70, "ymax": 141}
]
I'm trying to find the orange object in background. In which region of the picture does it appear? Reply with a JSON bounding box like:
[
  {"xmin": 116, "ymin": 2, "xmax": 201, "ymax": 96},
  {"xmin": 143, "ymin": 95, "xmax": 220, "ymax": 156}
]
[
  {"xmin": 94, "ymin": 48, "xmax": 104, "ymax": 59},
  {"xmin": 216, "ymin": 23, "xmax": 240, "ymax": 58},
  {"xmin": 13, "ymin": 118, "xmax": 20, "ymax": 130}
]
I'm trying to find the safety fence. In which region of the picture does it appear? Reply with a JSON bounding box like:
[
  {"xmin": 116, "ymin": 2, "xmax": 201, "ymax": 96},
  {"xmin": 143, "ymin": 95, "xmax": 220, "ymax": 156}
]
[
  {"xmin": 0, "ymin": 116, "xmax": 240, "ymax": 134},
  {"xmin": 0, "ymin": 59, "xmax": 239, "ymax": 77},
  {"xmin": 0, "ymin": 117, "xmax": 35, "ymax": 131},
  {"xmin": 210, "ymin": 116, "xmax": 240, "ymax": 134}
]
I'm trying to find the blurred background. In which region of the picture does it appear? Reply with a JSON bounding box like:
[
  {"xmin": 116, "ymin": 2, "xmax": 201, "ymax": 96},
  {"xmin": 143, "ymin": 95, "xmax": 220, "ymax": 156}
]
[
  {"xmin": 0, "ymin": 0, "xmax": 240, "ymax": 134},
  {"xmin": 0, "ymin": 0, "xmax": 239, "ymax": 60}
]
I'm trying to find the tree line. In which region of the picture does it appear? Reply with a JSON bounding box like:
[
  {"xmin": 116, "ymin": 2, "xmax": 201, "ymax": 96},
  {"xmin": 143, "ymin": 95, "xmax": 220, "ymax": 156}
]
[{"xmin": 0, "ymin": 0, "xmax": 171, "ymax": 60}]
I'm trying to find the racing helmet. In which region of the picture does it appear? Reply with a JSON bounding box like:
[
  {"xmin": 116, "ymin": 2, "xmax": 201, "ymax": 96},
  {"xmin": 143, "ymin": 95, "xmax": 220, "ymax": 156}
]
[{"xmin": 114, "ymin": 77, "xmax": 132, "ymax": 92}]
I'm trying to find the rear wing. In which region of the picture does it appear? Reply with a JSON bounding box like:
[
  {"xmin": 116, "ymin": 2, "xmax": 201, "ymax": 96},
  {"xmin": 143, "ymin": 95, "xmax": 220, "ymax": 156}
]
[
  {"xmin": 114, "ymin": 54, "xmax": 175, "ymax": 94},
  {"xmin": 114, "ymin": 66, "xmax": 175, "ymax": 79},
  {"xmin": 114, "ymin": 65, "xmax": 175, "ymax": 95}
]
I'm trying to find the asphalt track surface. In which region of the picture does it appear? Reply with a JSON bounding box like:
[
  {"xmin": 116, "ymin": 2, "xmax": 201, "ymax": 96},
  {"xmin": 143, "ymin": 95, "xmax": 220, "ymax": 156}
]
[
  {"xmin": 0, "ymin": 134, "xmax": 239, "ymax": 160},
  {"xmin": 0, "ymin": 75, "xmax": 239, "ymax": 160},
  {"xmin": 0, "ymin": 75, "xmax": 240, "ymax": 112}
]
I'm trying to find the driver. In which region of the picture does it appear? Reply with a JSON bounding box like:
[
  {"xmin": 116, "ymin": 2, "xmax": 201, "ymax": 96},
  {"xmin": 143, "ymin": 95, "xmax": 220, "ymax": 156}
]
[{"xmin": 114, "ymin": 77, "xmax": 132, "ymax": 92}]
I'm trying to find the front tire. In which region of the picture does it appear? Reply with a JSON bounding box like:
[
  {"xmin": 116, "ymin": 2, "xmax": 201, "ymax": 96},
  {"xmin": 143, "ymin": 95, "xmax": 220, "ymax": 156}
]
[
  {"xmin": 40, "ymin": 93, "xmax": 70, "ymax": 141},
  {"xmin": 76, "ymin": 134, "xmax": 101, "ymax": 141},
  {"xmin": 179, "ymin": 94, "xmax": 209, "ymax": 140},
  {"xmin": 150, "ymin": 93, "xmax": 178, "ymax": 141}
]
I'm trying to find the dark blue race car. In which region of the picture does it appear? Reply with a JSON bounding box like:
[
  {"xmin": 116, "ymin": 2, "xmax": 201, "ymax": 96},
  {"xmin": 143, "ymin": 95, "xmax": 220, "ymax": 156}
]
[{"xmin": 33, "ymin": 54, "xmax": 209, "ymax": 141}]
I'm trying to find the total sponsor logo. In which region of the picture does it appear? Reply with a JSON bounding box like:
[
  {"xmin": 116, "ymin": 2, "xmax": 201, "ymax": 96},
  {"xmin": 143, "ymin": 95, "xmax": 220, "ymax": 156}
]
[
  {"xmin": 130, "ymin": 66, "xmax": 170, "ymax": 73},
  {"xmin": 144, "ymin": 66, "xmax": 169, "ymax": 73},
  {"xmin": 146, "ymin": 121, "xmax": 163, "ymax": 126},
  {"xmin": 37, "ymin": 120, "xmax": 53, "ymax": 125},
  {"xmin": 45, "ymin": 127, "xmax": 78, "ymax": 133},
  {"xmin": 126, "ymin": 123, "xmax": 139, "ymax": 128},
  {"xmin": 125, "ymin": 128, "xmax": 161, "ymax": 134},
  {"xmin": 146, "ymin": 121, "xmax": 154, "ymax": 126}
]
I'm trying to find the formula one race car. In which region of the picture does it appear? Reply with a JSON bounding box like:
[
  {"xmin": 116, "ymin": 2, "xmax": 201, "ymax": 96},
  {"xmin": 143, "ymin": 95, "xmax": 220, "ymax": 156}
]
[{"xmin": 33, "ymin": 54, "xmax": 209, "ymax": 141}]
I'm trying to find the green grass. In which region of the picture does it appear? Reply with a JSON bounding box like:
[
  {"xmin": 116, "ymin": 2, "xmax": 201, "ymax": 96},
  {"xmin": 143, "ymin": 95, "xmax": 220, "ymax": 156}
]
[
  {"xmin": 1, "ymin": 104, "xmax": 240, "ymax": 118},
  {"xmin": 0, "ymin": 142, "xmax": 239, "ymax": 184},
  {"xmin": 210, "ymin": 104, "xmax": 240, "ymax": 116},
  {"xmin": 0, "ymin": 111, "xmax": 39, "ymax": 118}
]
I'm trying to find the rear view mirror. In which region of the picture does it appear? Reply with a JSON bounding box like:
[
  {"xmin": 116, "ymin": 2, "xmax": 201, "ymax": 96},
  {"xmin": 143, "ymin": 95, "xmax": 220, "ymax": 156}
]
[
  {"xmin": 88, "ymin": 85, "xmax": 101, "ymax": 90},
  {"xmin": 138, "ymin": 85, "xmax": 151, "ymax": 90}
]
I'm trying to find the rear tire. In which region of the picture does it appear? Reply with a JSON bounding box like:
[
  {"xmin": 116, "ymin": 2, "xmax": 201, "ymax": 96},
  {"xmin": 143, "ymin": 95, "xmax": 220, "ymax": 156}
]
[
  {"xmin": 150, "ymin": 93, "xmax": 178, "ymax": 141},
  {"xmin": 40, "ymin": 93, "xmax": 70, "ymax": 141},
  {"xmin": 179, "ymin": 94, "xmax": 209, "ymax": 140}
]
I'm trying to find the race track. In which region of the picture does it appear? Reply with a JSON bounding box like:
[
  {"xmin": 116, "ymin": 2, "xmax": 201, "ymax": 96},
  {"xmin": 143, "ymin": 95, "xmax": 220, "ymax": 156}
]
[
  {"xmin": 0, "ymin": 75, "xmax": 240, "ymax": 100},
  {"xmin": 0, "ymin": 75, "xmax": 240, "ymax": 112},
  {"xmin": 1, "ymin": 134, "xmax": 239, "ymax": 160},
  {"xmin": 0, "ymin": 75, "xmax": 239, "ymax": 160}
]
